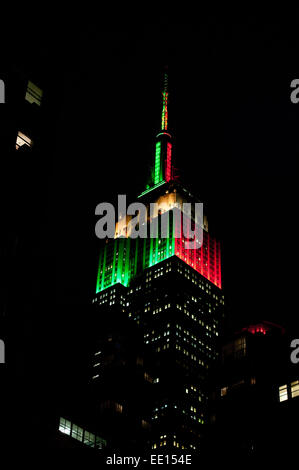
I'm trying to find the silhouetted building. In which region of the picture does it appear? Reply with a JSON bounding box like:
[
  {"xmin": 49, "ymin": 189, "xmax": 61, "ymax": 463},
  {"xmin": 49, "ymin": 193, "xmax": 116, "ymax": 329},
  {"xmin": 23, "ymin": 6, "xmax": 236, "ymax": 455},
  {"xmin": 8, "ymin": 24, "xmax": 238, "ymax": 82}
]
[
  {"xmin": 206, "ymin": 321, "xmax": 299, "ymax": 459},
  {"xmin": 0, "ymin": 53, "xmax": 62, "ymax": 449}
]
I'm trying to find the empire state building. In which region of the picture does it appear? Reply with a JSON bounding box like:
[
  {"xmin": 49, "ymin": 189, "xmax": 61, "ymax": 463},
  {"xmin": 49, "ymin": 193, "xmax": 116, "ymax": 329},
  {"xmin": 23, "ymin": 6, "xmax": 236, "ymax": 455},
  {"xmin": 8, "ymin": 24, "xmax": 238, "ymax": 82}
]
[{"xmin": 57, "ymin": 69, "xmax": 225, "ymax": 454}]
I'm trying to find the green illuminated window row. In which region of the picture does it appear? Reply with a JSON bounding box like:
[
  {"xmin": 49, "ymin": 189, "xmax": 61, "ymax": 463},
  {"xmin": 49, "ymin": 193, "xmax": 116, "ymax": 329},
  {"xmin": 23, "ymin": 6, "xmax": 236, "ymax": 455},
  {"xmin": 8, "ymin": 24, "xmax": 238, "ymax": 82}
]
[{"xmin": 96, "ymin": 223, "xmax": 174, "ymax": 294}]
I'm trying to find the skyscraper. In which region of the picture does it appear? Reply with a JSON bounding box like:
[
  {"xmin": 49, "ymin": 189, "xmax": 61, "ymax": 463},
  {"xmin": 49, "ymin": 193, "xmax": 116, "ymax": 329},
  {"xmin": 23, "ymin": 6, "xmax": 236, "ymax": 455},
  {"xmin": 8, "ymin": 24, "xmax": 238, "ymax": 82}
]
[{"xmin": 57, "ymin": 69, "xmax": 225, "ymax": 454}]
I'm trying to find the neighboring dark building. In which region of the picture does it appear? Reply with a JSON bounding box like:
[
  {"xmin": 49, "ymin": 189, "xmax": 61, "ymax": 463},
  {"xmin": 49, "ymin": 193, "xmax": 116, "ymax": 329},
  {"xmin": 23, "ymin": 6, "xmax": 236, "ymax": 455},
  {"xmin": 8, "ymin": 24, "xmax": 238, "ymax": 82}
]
[
  {"xmin": 0, "ymin": 53, "xmax": 62, "ymax": 449},
  {"xmin": 205, "ymin": 321, "xmax": 299, "ymax": 459},
  {"xmin": 56, "ymin": 70, "xmax": 225, "ymax": 454}
]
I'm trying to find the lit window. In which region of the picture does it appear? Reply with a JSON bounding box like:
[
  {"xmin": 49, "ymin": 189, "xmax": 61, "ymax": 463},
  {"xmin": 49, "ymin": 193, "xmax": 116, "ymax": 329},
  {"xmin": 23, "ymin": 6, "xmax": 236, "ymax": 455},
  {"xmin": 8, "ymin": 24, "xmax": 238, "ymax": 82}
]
[
  {"xmin": 16, "ymin": 131, "xmax": 33, "ymax": 150},
  {"xmin": 221, "ymin": 387, "xmax": 228, "ymax": 397},
  {"xmin": 141, "ymin": 420, "xmax": 150, "ymax": 429},
  {"xmin": 71, "ymin": 424, "xmax": 83, "ymax": 442},
  {"xmin": 115, "ymin": 403, "xmax": 123, "ymax": 413},
  {"xmin": 59, "ymin": 417, "xmax": 71, "ymax": 435},
  {"xmin": 279, "ymin": 385, "xmax": 288, "ymax": 402},
  {"xmin": 234, "ymin": 336, "xmax": 246, "ymax": 358},
  {"xmin": 144, "ymin": 372, "xmax": 153, "ymax": 383},
  {"xmin": 291, "ymin": 380, "xmax": 299, "ymax": 398},
  {"xmin": 95, "ymin": 436, "xmax": 107, "ymax": 449},
  {"xmin": 25, "ymin": 81, "xmax": 43, "ymax": 106},
  {"xmin": 84, "ymin": 431, "xmax": 95, "ymax": 447}
]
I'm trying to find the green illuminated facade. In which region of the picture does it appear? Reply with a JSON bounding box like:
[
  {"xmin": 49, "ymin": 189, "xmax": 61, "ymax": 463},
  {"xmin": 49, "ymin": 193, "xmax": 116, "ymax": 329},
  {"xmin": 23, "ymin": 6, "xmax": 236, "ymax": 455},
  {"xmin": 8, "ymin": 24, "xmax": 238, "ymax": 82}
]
[
  {"xmin": 96, "ymin": 215, "xmax": 175, "ymax": 294},
  {"xmin": 154, "ymin": 141, "xmax": 162, "ymax": 184}
]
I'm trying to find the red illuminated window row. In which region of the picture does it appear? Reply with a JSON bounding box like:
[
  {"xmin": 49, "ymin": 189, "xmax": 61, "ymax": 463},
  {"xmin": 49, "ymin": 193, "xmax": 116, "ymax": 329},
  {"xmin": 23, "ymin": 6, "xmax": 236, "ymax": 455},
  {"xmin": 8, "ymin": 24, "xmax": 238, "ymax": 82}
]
[{"xmin": 174, "ymin": 226, "xmax": 221, "ymax": 289}]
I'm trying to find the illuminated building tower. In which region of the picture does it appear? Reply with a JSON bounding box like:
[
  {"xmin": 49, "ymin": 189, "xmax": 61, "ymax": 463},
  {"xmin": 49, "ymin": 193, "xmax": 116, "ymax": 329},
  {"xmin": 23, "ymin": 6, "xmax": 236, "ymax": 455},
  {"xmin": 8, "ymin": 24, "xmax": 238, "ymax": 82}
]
[
  {"xmin": 95, "ymin": 70, "xmax": 222, "ymax": 293},
  {"xmin": 89, "ymin": 70, "xmax": 225, "ymax": 454}
]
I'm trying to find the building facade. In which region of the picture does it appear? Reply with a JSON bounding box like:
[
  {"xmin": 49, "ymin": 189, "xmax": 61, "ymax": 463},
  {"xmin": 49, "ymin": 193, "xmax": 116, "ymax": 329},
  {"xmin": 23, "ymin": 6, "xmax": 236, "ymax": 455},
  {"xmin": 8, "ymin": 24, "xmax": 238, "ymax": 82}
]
[{"xmin": 205, "ymin": 321, "xmax": 299, "ymax": 459}]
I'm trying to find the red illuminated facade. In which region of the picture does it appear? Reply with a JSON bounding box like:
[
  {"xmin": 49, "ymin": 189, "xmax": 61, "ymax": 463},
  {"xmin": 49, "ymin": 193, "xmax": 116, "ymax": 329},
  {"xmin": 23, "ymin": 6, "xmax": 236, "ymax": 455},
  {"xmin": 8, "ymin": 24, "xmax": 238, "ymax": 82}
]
[
  {"xmin": 165, "ymin": 142, "xmax": 172, "ymax": 182},
  {"xmin": 175, "ymin": 229, "xmax": 222, "ymax": 289}
]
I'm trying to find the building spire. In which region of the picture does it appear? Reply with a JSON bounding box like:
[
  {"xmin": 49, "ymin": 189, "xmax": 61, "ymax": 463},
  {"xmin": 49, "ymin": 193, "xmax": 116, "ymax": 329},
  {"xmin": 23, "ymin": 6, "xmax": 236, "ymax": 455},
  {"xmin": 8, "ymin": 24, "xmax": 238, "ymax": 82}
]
[
  {"xmin": 152, "ymin": 68, "xmax": 173, "ymax": 186},
  {"xmin": 138, "ymin": 68, "xmax": 174, "ymax": 197},
  {"xmin": 161, "ymin": 70, "xmax": 169, "ymax": 131}
]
